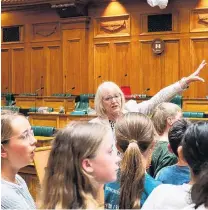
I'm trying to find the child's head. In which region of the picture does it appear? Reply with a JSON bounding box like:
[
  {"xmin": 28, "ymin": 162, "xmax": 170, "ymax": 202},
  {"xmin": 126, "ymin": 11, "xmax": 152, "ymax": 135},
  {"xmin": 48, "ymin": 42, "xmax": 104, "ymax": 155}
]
[
  {"xmin": 168, "ymin": 118, "xmax": 191, "ymax": 157},
  {"xmin": 151, "ymin": 102, "xmax": 182, "ymax": 135},
  {"xmin": 41, "ymin": 122, "xmax": 118, "ymax": 209},
  {"xmin": 115, "ymin": 112, "xmax": 156, "ymax": 209},
  {"xmin": 182, "ymin": 121, "xmax": 208, "ymax": 176},
  {"xmin": 1, "ymin": 110, "xmax": 37, "ymax": 170}
]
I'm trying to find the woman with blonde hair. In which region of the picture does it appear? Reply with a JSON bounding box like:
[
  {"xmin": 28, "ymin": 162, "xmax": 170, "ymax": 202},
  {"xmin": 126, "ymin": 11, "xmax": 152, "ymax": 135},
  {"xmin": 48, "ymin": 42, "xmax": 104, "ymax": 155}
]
[
  {"xmin": 91, "ymin": 60, "xmax": 206, "ymax": 132},
  {"xmin": 1, "ymin": 110, "xmax": 37, "ymax": 209},
  {"xmin": 105, "ymin": 112, "xmax": 160, "ymax": 209},
  {"xmin": 41, "ymin": 122, "xmax": 119, "ymax": 209}
]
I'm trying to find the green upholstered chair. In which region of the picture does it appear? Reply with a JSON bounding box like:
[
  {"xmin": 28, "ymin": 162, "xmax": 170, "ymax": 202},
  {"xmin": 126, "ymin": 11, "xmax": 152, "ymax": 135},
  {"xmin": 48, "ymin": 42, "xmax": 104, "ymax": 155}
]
[
  {"xmin": 5, "ymin": 93, "xmax": 15, "ymax": 106},
  {"xmin": 32, "ymin": 126, "xmax": 55, "ymax": 137},
  {"xmin": 183, "ymin": 112, "xmax": 204, "ymax": 118},
  {"xmin": 70, "ymin": 94, "xmax": 89, "ymax": 115},
  {"xmin": 170, "ymin": 95, "xmax": 182, "ymax": 108}
]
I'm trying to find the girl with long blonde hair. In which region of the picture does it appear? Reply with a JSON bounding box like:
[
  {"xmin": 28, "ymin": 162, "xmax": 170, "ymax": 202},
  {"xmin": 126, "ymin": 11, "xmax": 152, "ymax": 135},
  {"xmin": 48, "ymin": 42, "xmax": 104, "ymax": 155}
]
[
  {"xmin": 41, "ymin": 122, "xmax": 119, "ymax": 209},
  {"xmin": 105, "ymin": 112, "xmax": 158, "ymax": 209}
]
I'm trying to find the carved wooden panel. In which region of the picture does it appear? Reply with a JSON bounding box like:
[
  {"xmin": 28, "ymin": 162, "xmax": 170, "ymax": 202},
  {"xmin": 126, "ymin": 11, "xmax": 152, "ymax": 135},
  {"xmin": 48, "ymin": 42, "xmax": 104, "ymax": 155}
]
[
  {"xmin": 46, "ymin": 45, "xmax": 62, "ymax": 95},
  {"xmin": 11, "ymin": 47, "xmax": 25, "ymax": 93},
  {"xmin": 190, "ymin": 9, "xmax": 208, "ymax": 32},
  {"xmin": 94, "ymin": 14, "xmax": 130, "ymax": 38},
  {"xmin": 112, "ymin": 41, "xmax": 131, "ymax": 86},
  {"xmin": 1, "ymin": 48, "xmax": 10, "ymax": 92},
  {"xmin": 31, "ymin": 46, "xmax": 45, "ymax": 94},
  {"xmin": 94, "ymin": 43, "xmax": 111, "ymax": 91},
  {"xmin": 190, "ymin": 38, "xmax": 208, "ymax": 97},
  {"xmin": 32, "ymin": 22, "xmax": 60, "ymax": 41}
]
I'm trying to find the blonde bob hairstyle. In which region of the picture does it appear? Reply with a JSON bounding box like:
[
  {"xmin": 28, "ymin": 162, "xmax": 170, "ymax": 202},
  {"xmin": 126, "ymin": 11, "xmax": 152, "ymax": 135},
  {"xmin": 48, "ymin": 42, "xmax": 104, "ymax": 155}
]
[{"xmin": 94, "ymin": 81, "xmax": 126, "ymax": 117}]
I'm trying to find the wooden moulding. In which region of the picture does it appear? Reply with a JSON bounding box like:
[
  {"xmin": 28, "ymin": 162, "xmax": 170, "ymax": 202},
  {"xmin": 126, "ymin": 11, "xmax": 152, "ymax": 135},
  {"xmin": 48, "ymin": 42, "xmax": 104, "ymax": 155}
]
[
  {"xmin": 94, "ymin": 14, "xmax": 130, "ymax": 38},
  {"xmin": 190, "ymin": 8, "xmax": 208, "ymax": 32}
]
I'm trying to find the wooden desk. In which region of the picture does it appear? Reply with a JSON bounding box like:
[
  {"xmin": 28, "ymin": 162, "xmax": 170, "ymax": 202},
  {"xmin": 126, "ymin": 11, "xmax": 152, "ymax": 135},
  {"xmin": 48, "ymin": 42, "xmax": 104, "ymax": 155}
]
[
  {"xmin": 19, "ymin": 163, "xmax": 39, "ymax": 201},
  {"xmin": 35, "ymin": 136, "xmax": 54, "ymax": 147},
  {"xmin": 29, "ymin": 113, "xmax": 96, "ymax": 128},
  {"xmin": 15, "ymin": 96, "xmax": 76, "ymax": 113},
  {"xmin": 183, "ymin": 98, "xmax": 208, "ymax": 112}
]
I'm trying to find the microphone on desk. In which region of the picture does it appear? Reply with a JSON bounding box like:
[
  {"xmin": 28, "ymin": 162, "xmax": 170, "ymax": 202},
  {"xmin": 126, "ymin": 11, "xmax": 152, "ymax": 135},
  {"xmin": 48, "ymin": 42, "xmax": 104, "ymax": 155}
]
[
  {"xmin": 35, "ymin": 87, "xmax": 44, "ymax": 93},
  {"xmin": 139, "ymin": 88, "xmax": 150, "ymax": 98},
  {"xmin": 67, "ymin": 87, "xmax": 75, "ymax": 92}
]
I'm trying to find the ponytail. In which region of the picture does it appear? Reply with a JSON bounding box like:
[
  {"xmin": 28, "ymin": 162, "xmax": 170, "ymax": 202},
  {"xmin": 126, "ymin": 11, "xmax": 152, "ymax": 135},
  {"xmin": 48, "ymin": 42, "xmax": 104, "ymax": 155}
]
[{"xmin": 119, "ymin": 140, "xmax": 145, "ymax": 209}]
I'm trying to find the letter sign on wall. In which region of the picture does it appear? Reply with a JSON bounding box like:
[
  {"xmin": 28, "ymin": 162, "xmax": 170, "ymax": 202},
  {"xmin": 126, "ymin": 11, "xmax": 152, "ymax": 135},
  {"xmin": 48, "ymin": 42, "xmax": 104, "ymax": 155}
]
[{"xmin": 151, "ymin": 38, "xmax": 165, "ymax": 54}]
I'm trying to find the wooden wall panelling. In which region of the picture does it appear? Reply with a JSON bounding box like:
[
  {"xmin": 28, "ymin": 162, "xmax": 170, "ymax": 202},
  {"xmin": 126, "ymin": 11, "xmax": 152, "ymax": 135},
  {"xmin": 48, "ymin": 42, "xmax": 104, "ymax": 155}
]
[
  {"xmin": 1, "ymin": 48, "xmax": 11, "ymax": 92},
  {"xmin": 112, "ymin": 41, "xmax": 131, "ymax": 87},
  {"xmin": 62, "ymin": 17, "xmax": 90, "ymax": 95},
  {"xmin": 190, "ymin": 37, "xmax": 208, "ymax": 98},
  {"xmin": 140, "ymin": 40, "xmax": 163, "ymax": 95},
  {"xmin": 11, "ymin": 47, "xmax": 25, "ymax": 93},
  {"xmin": 94, "ymin": 42, "xmax": 111, "ymax": 91},
  {"xmin": 30, "ymin": 46, "xmax": 46, "ymax": 95},
  {"xmin": 179, "ymin": 37, "xmax": 191, "ymax": 98},
  {"xmin": 63, "ymin": 35, "xmax": 82, "ymax": 95},
  {"xmin": 162, "ymin": 39, "xmax": 180, "ymax": 87},
  {"xmin": 46, "ymin": 44, "xmax": 63, "ymax": 95}
]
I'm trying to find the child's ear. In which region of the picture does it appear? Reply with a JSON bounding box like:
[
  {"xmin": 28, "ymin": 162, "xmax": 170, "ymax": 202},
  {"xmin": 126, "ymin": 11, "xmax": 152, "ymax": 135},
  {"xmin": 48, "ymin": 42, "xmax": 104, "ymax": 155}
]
[
  {"xmin": 177, "ymin": 145, "xmax": 187, "ymax": 162},
  {"xmin": 167, "ymin": 117, "xmax": 173, "ymax": 126},
  {"xmin": 1, "ymin": 144, "xmax": 8, "ymax": 159},
  {"xmin": 82, "ymin": 158, "xmax": 94, "ymax": 173},
  {"xmin": 116, "ymin": 143, "xmax": 123, "ymax": 153}
]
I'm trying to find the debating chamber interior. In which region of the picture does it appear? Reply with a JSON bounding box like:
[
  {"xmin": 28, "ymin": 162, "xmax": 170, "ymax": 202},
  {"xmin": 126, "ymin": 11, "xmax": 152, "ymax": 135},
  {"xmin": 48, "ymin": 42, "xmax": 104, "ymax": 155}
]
[{"xmin": 1, "ymin": 0, "xmax": 208, "ymax": 208}]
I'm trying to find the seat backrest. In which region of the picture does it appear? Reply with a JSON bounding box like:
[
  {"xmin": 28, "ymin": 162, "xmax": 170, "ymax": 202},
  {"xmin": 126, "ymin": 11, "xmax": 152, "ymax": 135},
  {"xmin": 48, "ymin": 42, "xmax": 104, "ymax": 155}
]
[
  {"xmin": 120, "ymin": 86, "xmax": 131, "ymax": 96},
  {"xmin": 33, "ymin": 146, "xmax": 51, "ymax": 185},
  {"xmin": 170, "ymin": 95, "xmax": 182, "ymax": 108}
]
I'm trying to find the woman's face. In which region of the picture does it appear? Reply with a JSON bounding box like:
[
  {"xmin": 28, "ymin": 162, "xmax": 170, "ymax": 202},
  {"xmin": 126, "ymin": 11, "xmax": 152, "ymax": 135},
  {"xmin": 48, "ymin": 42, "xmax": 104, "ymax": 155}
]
[
  {"xmin": 89, "ymin": 131, "xmax": 120, "ymax": 184},
  {"xmin": 102, "ymin": 87, "xmax": 122, "ymax": 117},
  {"xmin": 2, "ymin": 116, "xmax": 37, "ymax": 170}
]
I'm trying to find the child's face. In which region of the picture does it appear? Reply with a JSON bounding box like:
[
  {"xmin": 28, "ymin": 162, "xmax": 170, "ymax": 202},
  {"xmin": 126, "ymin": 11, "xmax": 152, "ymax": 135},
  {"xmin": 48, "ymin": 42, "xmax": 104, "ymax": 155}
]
[
  {"xmin": 2, "ymin": 116, "xmax": 37, "ymax": 170},
  {"xmin": 89, "ymin": 131, "xmax": 120, "ymax": 184}
]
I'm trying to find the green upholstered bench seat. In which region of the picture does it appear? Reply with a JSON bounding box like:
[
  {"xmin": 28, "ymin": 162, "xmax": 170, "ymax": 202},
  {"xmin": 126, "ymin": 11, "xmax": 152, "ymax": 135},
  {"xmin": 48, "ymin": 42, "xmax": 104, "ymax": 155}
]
[
  {"xmin": 32, "ymin": 126, "xmax": 55, "ymax": 137},
  {"xmin": 183, "ymin": 112, "xmax": 204, "ymax": 118}
]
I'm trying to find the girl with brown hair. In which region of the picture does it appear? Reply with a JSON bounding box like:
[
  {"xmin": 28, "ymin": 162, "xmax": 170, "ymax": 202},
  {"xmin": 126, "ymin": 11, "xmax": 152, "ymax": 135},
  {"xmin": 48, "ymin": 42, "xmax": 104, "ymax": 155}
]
[
  {"xmin": 1, "ymin": 110, "xmax": 37, "ymax": 209},
  {"xmin": 105, "ymin": 112, "xmax": 159, "ymax": 209},
  {"xmin": 41, "ymin": 122, "xmax": 119, "ymax": 209}
]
